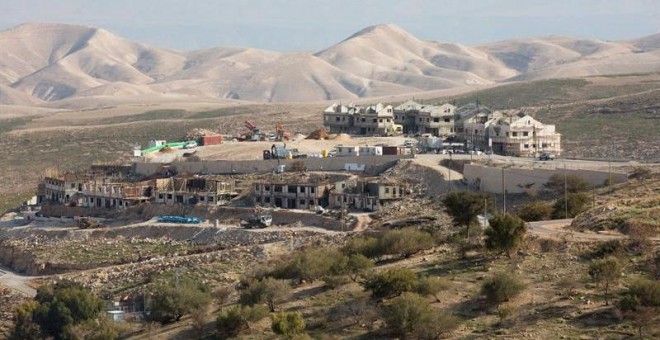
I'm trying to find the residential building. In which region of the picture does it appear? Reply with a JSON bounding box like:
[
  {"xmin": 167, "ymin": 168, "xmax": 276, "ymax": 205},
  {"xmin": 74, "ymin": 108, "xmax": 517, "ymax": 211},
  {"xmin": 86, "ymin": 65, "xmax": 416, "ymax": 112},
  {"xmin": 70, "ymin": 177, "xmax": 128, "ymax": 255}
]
[
  {"xmin": 38, "ymin": 173, "xmax": 93, "ymax": 205},
  {"xmin": 330, "ymin": 179, "xmax": 409, "ymax": 211},
  {"xmin": 81, "ymin": 180, "xmax": 153, "ymax": 209},
  {"xmin": 154, "ymin": 177, "xmax": 237, "ymax": 206},
  {"xmin": 253, "ymin": 175, "xmax": 343, "ymax": 209},
  {"xmin": 393, "ymin": 100, "xmax": 457, "ymax": 136},
  {"xmin": 323, "ymin": 103, "xmax": 401, "ymax": 135}
]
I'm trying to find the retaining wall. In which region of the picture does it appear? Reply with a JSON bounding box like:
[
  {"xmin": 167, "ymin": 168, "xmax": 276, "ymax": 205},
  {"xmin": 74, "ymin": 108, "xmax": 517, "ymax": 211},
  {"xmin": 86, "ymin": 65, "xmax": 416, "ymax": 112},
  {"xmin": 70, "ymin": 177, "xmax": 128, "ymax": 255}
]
[{"xmin": 464, "ymin": 164, "xmax": 629, "ymax": 194}]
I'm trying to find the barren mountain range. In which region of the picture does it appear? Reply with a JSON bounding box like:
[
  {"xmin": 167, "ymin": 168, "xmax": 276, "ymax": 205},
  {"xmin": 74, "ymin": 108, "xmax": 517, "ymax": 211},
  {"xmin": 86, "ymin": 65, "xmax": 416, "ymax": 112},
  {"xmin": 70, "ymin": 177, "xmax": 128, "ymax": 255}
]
[{"xmin": 1, "ymin": 22, "xmax": 658, "ymax": 105}]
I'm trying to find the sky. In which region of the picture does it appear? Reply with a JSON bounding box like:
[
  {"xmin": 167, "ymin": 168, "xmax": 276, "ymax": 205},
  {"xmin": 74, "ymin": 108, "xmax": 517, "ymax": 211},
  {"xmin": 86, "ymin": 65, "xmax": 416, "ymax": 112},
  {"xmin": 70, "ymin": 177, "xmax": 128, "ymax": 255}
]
[{"xmin": 1, "ymin": 0, "xmax": 658, "ymax": 51}]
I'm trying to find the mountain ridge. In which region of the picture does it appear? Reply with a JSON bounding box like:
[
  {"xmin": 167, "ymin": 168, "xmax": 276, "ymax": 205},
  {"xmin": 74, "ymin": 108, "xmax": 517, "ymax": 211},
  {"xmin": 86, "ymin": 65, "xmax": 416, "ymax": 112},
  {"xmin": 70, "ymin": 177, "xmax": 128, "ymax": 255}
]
[{"xmin": 1, "ymin": 22, "xmax": 658, "ymax": 105}]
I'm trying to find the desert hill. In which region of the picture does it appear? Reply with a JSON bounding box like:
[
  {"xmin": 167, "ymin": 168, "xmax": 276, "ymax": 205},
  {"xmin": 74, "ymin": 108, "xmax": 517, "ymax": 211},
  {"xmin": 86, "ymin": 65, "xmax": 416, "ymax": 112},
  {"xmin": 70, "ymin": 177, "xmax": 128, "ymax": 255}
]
[{"xmin": 1, "ymin": 23, "xmax": 659, "ymax": 104}]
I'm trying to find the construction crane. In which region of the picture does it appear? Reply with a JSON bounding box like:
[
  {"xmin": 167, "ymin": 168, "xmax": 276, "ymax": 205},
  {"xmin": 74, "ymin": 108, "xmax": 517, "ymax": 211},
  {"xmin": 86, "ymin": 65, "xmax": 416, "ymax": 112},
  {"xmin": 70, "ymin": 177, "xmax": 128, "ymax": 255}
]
[{"xmin": 244, "ymin": 120, "xmax": 262, "ymax": 141}]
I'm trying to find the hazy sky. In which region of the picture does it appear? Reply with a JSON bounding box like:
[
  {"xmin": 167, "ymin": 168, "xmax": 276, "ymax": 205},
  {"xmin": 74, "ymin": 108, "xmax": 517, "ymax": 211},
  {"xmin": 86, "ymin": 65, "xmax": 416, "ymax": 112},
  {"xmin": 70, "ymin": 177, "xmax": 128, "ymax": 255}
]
[{"xmin": 1, "ymin": 0, "xmax": 658, "ymax": 51}]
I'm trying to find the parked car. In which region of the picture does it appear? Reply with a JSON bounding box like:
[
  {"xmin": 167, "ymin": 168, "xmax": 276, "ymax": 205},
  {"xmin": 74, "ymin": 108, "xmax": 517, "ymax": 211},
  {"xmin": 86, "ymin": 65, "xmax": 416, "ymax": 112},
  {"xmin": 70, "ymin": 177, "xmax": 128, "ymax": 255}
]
[{"xmin": 539, "ymin": 152, "xmax": 555, "ymax": 161}]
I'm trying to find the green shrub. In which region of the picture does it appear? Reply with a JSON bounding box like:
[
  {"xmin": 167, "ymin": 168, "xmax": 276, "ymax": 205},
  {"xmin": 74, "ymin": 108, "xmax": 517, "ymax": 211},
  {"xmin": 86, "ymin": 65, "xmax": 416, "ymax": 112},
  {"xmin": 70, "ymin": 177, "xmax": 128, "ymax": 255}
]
[
  {"xmin": 378, "ymin": 228, "xmax": 434, "ymax": 258},
  {"xmin": 626, "ymin": 278, "xmax": 660, "ymax": 307},
  {"xmin": 239, "ymin": 277, "xmax": 291, "ymax": 312},
  {"xmin": 271, "ymin": 312, "xmax": 306, "ymax": 337},
  {"xmin": 552, "ymin": 192, "xmax": 591, "ymax": 219},
  {"xmin": 516, "ymin": 201, "xmax": 553, "ymax": 221},
  {"xmin": 414, "ymin": 276, "xmax": 451, "ymax": 303},
  {"xmin": 481, "ymin": 272, "xmax": 526, "ymax": 304},
  {"xmin": 362, "ymin": 267, "xmax": 417, "ymax": 299},
  {"xmin": 381, "ymin": 292, "xmax": 460, "ymax": 339},
  {"xmin": 485, "ymin": 214, "xmax": 527, "ymax": 257}
]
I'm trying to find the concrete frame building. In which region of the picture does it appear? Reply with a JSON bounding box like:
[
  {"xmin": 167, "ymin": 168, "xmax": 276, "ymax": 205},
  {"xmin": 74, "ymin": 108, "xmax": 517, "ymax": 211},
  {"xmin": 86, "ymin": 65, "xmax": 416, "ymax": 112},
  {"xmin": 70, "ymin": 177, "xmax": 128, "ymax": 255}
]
[
  {"xmin": 330, "ymin": 179, "xmax": 409, "ymax": 212},
  {"xmin": 154, "ymin": 177, "xmax": 237, "ymax": 206},
  {"xmin": 252, "ymin": 175, "xmax": 341, "ymax": 209},
  {"xmin": 394, "ymin": 100, "xmax": 457, "ymax": 137},
  {"xmin": 81, "ymin": 180, "xmax": 153, "ymax": 209}
]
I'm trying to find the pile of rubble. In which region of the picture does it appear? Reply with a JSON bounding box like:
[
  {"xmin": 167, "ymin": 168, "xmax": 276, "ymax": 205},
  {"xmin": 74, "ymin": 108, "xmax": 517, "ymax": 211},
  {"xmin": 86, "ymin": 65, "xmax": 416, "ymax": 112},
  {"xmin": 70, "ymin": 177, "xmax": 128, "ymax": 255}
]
[{"xmin": 305, "ymin": 129, "xmax": 329, "ymax": 140}]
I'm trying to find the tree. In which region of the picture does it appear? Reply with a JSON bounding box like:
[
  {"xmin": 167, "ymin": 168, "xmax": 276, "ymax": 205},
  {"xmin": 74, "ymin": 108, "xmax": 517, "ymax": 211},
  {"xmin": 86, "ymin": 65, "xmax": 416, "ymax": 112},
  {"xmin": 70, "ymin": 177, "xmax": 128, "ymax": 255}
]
[
  {"xmin": 217, "ymin": 305, "xmax": 269, "ymax": 338},
  {"xmin": 240, "ymin": 277, "xmax": 291, "ymax": 312},
  {"xmin": 516, "ymin": 201, "xmax": 553, "ymax": 221},
  {"xmin": 9, "ymin": 301, "xmax": 41, "ymax": 340},
  {"xmin": 213, "ymin": 285, "xmax": 234, "ymax": 312},
  {"xmin": 544, "ymin": 174, "xmax": 589, "ymax": 195},
  {"xmin": 381, "ymin": 292, "xmax": 461, "ymax": 339},
  {"xmin": 588, "ymin": 256, "xmax": 622, "ymax": 305},
  {"xmin": 147, "ymin": 276, "xmax": 211, "ymax": 324},
  {"xmin": 442, "ymin": 191, "xmax": 489, "ymax": 240},
  {"xmin": 485, "ymin": 214, "xmax": 527, "ymax": 257},
  {"xmin": 626, "ymin": 278, "xmax": 660, "ymax": 307},
  {"xmin": 271, "ymin": 312, "xmax": 306, "ymax": 338},
  {"xmin": 481, "ymin": 272, "xmax": 526, "ymax": 305},
  {"xmin": 378, "ymin": 228, "xmax": 434, "ymax": 258},
  {"xmin": 552, "ymin": 192, "xmax": 590, "ymax": 219},
  {"xmin": 346, "ymin": 254, "xmax": 374, "ymax": 282},
  {"xmin": 28, "ymin": 280, "xmax": 105, "ymax": 339},
  {"xmin": 342, "ymin": 236, "xmax": 381, "ymax": 259},
  {"xmin": 288, "ymin": 247, "xmax": 346, "ymax": 283},
  {"xmin": 415, "ymin": 276, "xmax": 451, "ymax": 303},
  {"xmin": 362, "ymin": 267, "xmax": 417, "ymax": 299},
  {"xmin": 190, "ymin": 305, "xmax": 209, "ymax": 339}
]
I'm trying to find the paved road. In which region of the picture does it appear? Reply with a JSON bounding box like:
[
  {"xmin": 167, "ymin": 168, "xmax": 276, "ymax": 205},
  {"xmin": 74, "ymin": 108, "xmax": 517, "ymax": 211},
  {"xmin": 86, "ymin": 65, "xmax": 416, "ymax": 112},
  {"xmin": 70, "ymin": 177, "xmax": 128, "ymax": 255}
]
[{"xmin": 0, "ymin": 266, "xmax": 38, "ymax": 297}]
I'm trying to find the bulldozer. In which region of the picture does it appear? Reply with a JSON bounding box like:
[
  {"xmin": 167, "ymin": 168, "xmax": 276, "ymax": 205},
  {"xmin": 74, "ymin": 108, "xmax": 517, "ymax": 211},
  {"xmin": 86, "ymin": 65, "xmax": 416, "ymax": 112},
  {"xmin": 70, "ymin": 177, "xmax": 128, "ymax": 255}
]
[{"xmin": 78, "ymin": 217, "xmax": 102, "ymax": 229}]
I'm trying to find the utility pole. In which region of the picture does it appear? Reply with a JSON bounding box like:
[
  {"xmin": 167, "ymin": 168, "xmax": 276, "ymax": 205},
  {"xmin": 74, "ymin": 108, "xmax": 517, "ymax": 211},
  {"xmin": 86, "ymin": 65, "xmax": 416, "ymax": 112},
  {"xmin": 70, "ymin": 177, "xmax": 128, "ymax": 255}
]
[
  {"xmin": 564, "ymin": 161, "xmax": 568, "ymax": 219},
  {"xmin": 501, "ymin": 167, "xmax": 506, "ymax": 214},
  {"xmin": 448, "ymin": 153, "xmax": 452, "ymax": 192},
  {"xmin": 608, "ymin": 160, "xmax": 612, "ymax": 194}
]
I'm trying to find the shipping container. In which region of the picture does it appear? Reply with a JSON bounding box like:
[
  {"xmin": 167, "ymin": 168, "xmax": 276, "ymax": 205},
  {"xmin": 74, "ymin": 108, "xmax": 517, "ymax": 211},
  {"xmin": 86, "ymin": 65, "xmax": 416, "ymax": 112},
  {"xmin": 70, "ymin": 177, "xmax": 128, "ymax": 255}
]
[{"xmin": 201, "ymin": 135, "xmax": 223, "ymax": 146}]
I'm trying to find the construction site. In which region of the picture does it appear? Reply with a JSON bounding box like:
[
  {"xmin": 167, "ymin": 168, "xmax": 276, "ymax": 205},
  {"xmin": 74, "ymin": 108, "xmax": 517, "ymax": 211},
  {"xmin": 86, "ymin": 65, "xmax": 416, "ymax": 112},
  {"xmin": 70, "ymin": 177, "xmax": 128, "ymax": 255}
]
[{"xmin": 1, "ymin": 104, "xmax": 658, "ymax": 339}]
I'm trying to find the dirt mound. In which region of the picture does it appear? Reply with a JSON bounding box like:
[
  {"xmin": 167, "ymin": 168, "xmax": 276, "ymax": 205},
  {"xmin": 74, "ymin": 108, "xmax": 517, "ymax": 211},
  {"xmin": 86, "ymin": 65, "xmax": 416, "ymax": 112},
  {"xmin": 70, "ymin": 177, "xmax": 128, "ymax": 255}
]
[
  {"xmin": 306, "ymin": 129, "xmax": 329, "ymax": 140},
  {"xmin": 291, "ymin": 133, "xmax": 307, "ymax": 141},
  {"xmin": 332, "ymin": 133, "xmax": 352, "ymax": 141},
  {"xmin": 159, "ymin": 146, "xmax": 173, "ymax": 153},
  {"xmin": 186, "ymin": 128, "xmax": 218, "ymax": 140}
]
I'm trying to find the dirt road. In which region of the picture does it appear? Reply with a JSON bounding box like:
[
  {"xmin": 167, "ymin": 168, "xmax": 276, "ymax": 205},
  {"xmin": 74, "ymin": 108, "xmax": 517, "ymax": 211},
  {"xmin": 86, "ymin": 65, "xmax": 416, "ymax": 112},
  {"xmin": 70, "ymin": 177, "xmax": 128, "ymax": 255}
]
[
  {"xmin": 0, "ymin": 266, "xmax": 38, "ymax": 297},
  {"xmin": 527, "ymin": 219, "xmax": 660, "ymax": 242}
]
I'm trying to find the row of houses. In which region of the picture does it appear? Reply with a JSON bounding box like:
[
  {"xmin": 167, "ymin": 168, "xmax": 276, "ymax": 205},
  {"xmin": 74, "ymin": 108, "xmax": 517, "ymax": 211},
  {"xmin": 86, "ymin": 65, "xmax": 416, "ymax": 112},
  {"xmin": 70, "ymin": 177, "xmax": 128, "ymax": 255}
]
[
  {"xmin": 38, "ymin": 170, "xmax": 238, "ymax": 210},
  {"xmin": 252, "ymin": 174, "xmax": 410, "ymax": 212},
  {"xmin": 38, "ymin": 168, "xmax": 409, "ymax": 213},
  {"xmin": 323, "ymin": 101, "xmax": 562, "ymax": 156}
]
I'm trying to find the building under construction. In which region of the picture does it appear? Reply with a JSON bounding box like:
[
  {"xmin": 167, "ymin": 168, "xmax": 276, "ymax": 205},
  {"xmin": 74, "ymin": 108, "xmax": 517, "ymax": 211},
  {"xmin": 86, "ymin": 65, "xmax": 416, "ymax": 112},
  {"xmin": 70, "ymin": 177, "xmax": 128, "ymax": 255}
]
[{"xmin": 154, "ymin": 176, "xmax": 238, "ymax": 206}]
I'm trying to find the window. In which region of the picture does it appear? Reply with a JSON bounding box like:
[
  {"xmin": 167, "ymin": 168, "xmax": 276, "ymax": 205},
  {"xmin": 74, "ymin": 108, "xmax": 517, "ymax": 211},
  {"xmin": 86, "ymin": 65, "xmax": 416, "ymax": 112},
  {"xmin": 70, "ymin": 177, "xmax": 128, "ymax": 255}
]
[
  {"xmin": 200, "ymin": 196, "xmax": 206, "ymax": 201},
  {"xmin": 299, "ymin": 199, "xmax": 306, "ymax": 205},
  {"xmin": 433, "ymin": 118, "xmax": 440, "ymax": 122},
  {"xmin": 335, "ymin": 117, "xmax": 340, "ymax": 122},
  {"xmin": 372, "ymin": 119, "xmax": 377, "ymax": 123},
  {"xmin": 512, "ymin": 132, "xmax": 517, "ymax": 137},
  {"xmin": 274, "ymin": 185, "xmax": 282, "ymax": 192},
  {"xmin": 506, "ymin": 132, "xmax": 509, "ymax": 137},
  {"xmin": 264, "ymin": 185, "xmax": 270, "ymax": 191},
  {"xmin": 523, "ymin": 131, "xmax": 529, "ymax": 137},
  {"xmin": 444, "ymin": 117, "xmax": 450, "ymax": 123},
  {"xmin": 524, "ymin": 144, "xmax": 529, "ymax": 149},
  {"xmin": 167, "ymin": 194, "xmax": 173, "ymax": 199},
  {"xmin": 385, "ymin": 187, "xmax": 390, "ymax": 194},
  {"xmin": 310, "ymin": 187, "xmax": 316, "ymax": 194},
  {"xmin": 379, "ymin": 119, "xmax": 383, "ymax": 123},
  {"xmin": 264, "ymin": 197, "xmax": 271, "ymax": 203},
  {"xmin": 299, "ymin": 187, "xmax": 305, "ymax": 193},
  {"xmin": 158, "ymin": 194, "xmax": 164, "ymax": 199},
  {"xmin": 255, "ymin": 184, "xmax": 260, "ymax": 190},
  {"xmin": 288, "ymin": 186, "xmax": 296, "ymax": 193}
]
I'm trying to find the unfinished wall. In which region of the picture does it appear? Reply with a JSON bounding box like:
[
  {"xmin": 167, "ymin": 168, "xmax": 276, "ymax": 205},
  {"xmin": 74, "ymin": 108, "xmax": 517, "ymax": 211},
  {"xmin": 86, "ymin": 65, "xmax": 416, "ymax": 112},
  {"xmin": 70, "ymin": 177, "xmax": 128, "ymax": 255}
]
[
  {"xmin": 133, "ymin": 156, "xmax": 406, "ymax": 177},
  {"xmin": 464, "ymin": 164, "xmax": 628, "ymax": 194}
]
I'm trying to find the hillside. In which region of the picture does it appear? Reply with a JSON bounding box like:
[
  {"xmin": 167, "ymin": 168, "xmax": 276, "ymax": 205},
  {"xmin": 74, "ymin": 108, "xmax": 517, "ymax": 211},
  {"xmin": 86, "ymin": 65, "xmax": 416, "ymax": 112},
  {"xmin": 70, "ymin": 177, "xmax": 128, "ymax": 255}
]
[{"xmin": 1, "ymin": 23, "xmax": 659, "ymax": 104}]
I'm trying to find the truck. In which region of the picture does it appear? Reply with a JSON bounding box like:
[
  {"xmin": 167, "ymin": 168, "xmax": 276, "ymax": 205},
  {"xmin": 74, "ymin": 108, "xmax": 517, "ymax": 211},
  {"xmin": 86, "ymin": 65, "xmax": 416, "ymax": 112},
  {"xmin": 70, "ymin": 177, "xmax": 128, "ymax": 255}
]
[
  {"xmin": 418, "ymin": 134, "xmax": 442, "ymax": 153},
  {"xmin": 539, "ymin": 152, "xmax": 555, "ymax": 161}
]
